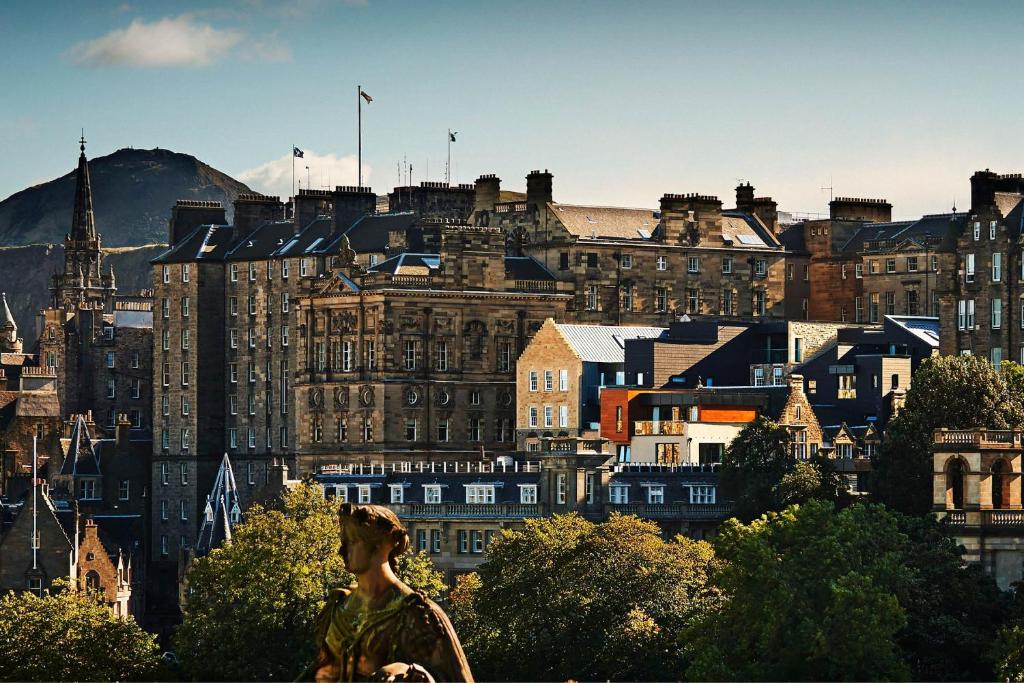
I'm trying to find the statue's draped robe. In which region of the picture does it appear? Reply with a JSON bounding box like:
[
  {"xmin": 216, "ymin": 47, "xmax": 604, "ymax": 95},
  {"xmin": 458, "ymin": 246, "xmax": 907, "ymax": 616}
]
[{"xmin": 302, "ymin": 585, "xmax": 474, "ymax": 683}]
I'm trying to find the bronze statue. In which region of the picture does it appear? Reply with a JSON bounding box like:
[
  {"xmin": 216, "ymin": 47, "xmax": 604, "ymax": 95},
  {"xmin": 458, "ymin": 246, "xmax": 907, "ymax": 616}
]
[{"xmin": 301, "ymin": 503, "xmax": 474, "ymax": 683}]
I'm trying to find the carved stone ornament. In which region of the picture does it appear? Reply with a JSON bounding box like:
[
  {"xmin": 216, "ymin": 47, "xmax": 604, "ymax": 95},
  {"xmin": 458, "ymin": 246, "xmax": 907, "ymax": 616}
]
[
  {"xmin": 437, "ymin": 389, "xmax": 451, "ymax": 407},
  {"xmin": 379, "ymin": 319, "xmax": 394, "ymax": 335},
  {"xmin": 500, "ymin": 390, "xmax": 513, "ymax": 407},
  {"xmin": 405, "ymin": 387, "xmax": 420, "ymax": 406},
  {"xmin": 309, "ymin": 388, "xmax": 324, "ymax": 408},
  {"xmin": 359, "ymin": 385, "xmax": 375, "ymax": 407},
  {"xmin": 399, "ymin": 315, "xmax": 420, "ymax": 331},
  {"xmin": 434, "ymin": 317, "xmax": 454, "ymax": 333},
  {"xmin": 334, "ymin": 387, "xmax": 349, "ymax": 408},
  {"xmin": 495, "ymin": 318, "xmax": 515, "ymax": 335}
]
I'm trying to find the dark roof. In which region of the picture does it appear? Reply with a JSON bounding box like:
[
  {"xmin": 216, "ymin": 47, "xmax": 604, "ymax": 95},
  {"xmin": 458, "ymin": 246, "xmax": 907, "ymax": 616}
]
[
  {"xmin": 320, "ymin": 212, "xmax": 418, "ymax": 255},
  {"xmin": 777, "ymin": 224, "xmax": 807, "ymax": 253},
  {"xmin": 59, "ymin": 415, "xmax": 101, "ymax": 477},
  {"xmin": 227, "ymin": 221, "xmax": 296, "ymax": 261},
  {"xmin": 369, "ymin": 253, "xmax": 440, "ymax": 276},
  {"xmin": 274, "ymin": 218, "xmax": 334, "ymax": 257},
  {"xmin": 152, "ymin": 225, "xmax": 236, "ymax": 264},
  {"xmin": 316, "ymin": 471, "xmax": 542, "ymax": 505},
  {"xmin": 721, "ymin": 211, "xmax": 782, "ymax": 249},
  {"xmin": 841, "ymin": 213, "xmax": 964, "ymax": 254},
  {"xmin": 504, "ymin": 256, "xmax": 556, "ymax": 281}
]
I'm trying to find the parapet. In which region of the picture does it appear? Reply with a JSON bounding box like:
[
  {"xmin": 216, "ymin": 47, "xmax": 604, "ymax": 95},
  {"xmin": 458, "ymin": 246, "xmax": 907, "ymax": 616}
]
[
  {"xmin": 175, "ymin": 199, "xmax": 223, "ymax": 209},
  {"xmin": 297, "ymin": 189, "xmax": 333, "ymax": 198},
  {"xmin": 334, "ymin": 185, "xmax": 373, "ymax": 194},
  {"xmin": 235, "ymin": 192, "xmax": 282, "ymax": 203},
  {"xmin": 662, "ymin": 193, "xmax": 721, "ymax": 202},
  {"xmin": 832, "ymin": 197, "xmax": 890, "ymax": 205}
]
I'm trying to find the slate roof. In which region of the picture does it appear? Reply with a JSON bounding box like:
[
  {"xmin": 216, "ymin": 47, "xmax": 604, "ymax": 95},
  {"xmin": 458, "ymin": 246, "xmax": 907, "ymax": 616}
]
[
  {"xmin": 318, "ymin": 470, "xmax": 542, "ymax": 505},
  {"xmin": 320, "ymin": 212, "xmax": 418, "ymax": 255},
  {"xmin": 369, "ymin": 253, "xmax": 441, "ymax": 276},
  {"xmin": 886, "ymin": 316, "xmax": 940, "ymax": 348},
  {"xmin": 549, "ymin": 203, "xmax": 660, "ymax": 240},
  {"xmin": 152, "ymin": 225, "xmax": 237, "ymax": 264},
  {"xmin": 554, "ymin": 323, "xmax": 667, "ymax": 363},
  {"xmin": 504, "ymin": 257, "xmax": 556, "ymax": 281},
  {"xmin": 720, "ymin": 211, "xmax": 782, "ymax": 248},
  {"xmin": 841, "ymin": 213, "xmax": 964, "ymax": 254},
  {"xmin": 227, "ymin": 221, "xmax": 296, "ymax": 261},
  {"xmin": 59, "ymin": 415, "xmax": 101, "ymax": 477},
  {"xmin": 14, "ymin": 392, "xmax": 59, "ymax": 418},
  {"xmin": 273, "ymin": 217, "xmax": 333, "ymax": 258}
]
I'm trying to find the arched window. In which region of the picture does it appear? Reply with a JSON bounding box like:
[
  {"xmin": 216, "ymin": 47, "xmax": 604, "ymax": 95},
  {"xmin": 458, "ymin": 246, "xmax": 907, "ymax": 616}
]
[
  {"xmin": 85, "ymin": 570, "xmax": 101, "ymax": 593},
  {"xmin": 946, "ymin": 458, "xmax": 966, "ymax": 509},
  {"xmin": 992, "ymin": 460, "xmax": 1010, "ymax": 509}
]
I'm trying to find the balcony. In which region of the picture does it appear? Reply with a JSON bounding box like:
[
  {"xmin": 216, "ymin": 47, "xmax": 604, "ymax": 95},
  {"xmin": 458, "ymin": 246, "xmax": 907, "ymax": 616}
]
[
  {"xmin": 512, "ymin": 279, "xmax": 556, "ymax": 293},
  {"xmin": 633, "ymin": 421, "xmax": 687, "ymax": 436},
  {"xmin": 933, "ymin": 429, "xmax": 1019, "ymax": 448},
  {"xmin": 610, "ymin": 502, "xmax": 733, "ymax": 520},
  {"xmin": 392, "ymin": 503, "xmax": 543, "ymax": 519}
]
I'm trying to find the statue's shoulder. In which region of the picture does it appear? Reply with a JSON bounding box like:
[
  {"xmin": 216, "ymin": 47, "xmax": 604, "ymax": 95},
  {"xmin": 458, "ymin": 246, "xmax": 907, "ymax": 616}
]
[{"xmin": 400, "ymin": 591, "xmax": 455, "ymax": 633}]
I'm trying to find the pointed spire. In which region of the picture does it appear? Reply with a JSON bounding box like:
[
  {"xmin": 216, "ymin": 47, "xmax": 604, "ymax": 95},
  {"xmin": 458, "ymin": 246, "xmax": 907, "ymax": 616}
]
[
  {"xmin": 0, "ymin": 293, "xmax": 16, "ymax": 332},
  {"xmin": 70, "ymin": 133, "xmax": 97, "ymax": 242}
]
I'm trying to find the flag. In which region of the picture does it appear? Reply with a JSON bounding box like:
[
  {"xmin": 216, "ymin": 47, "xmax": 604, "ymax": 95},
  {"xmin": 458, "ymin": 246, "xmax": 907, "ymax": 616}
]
[
  {"xmin": 293, "ymin": 147, "xmax": 304, "ymax": 158},
  {"xmin": 360, "ymin": 90, "xmax": 373, "ymax": 103},
  {"xmin": 449, "ymin": 131, "xmax": 457, "ymax": 142}
]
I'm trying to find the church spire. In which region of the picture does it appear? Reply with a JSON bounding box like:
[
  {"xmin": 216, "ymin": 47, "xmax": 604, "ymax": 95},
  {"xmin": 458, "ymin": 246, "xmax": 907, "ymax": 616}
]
[{"xmin": 70, "ymin": 132, "xmax": 96, "ymax": 242}]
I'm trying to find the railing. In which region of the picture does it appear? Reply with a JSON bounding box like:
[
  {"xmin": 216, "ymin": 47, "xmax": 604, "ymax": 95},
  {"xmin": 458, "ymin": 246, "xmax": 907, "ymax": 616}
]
[
  {"xmin": 512, "ymin": 279, "xmax": 556, "ymax": 292},
  {"xmin": 611, "ymin": 502, "xmax": 733, "ymax": 520},
  {"xmin": 391, "ymin": 275, "xmax": 433, "ymax": 287},
  {"xmin": 633, "ymin": 421, "xmax": 687, "ymax": 436},
  {"xmin": 933, "ymin": 429, "xmax": 1019, "ymax": 447},
  {"xmin": 985, "ymin": 510, "xmax": 1024, "ymax": 526},
  {"xmin": 318, "ymin": 460, "xmax": 542, "ymax": 475},
  {"xmin": 393, "ymin": 503, "xmax": 543, "ymax": 519},
  {"xmin": 612, "ymin": 463, "xmax": 721, "ymax": 473},
  {"xmin": 945, "ymin": 510, "xmax": 966, "ymax": 526}
]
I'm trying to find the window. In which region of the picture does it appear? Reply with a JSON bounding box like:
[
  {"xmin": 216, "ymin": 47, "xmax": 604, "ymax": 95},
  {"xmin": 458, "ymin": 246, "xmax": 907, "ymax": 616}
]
[
  {"xmin": 300, "ymin": 258, "xmax": 309, "ymax": 277},
  {"xmin": 655, "ymin": 287, "xmax": 667, "ymax": 312},
  {"xmin": 404, "ymin": 340, "xmax": 416, "ymax": 371},
  {"xmin": 181, "ymin": 395, "xmax": 190, "ymax": 415},
  {"xmin": 556, "ymin": 473, "xmax": 567, "ymax": 504},
  {"xmin": 161, "ymin": 429, "xmax": 169, "ymax": 450},
  {"xmin": 342, "ymin": 341, "xmax": 353, "ymax": 371},
  {"xmin": 838, "ymin": 374, "xmax": 857, "ymax": 399},
  {"xmin": 181, "ymin": 428, "xmax": 190, "ymax": 451},
  {"xmin": 160, "ymin": 501, "xmax": 168, "ymax": 520},
  {"xmin": 621, "ymin": 254, "xmax": 633, "ymax": 269},
  {"xmin": 559, "ymin": 405, "xmax": 569, "ymax": 428},
  {"xmin": 885, "ymin": 258, "xmax": 896, "ymax": 273},
  {"xmin": 430, "ymin": 529, "xmax": 442, "ymax": 554},
  {"xmin": 836, "ymin": 443, "xmax": 854, "ymax": 458},
  {"xmin": 161, "ymin": 298, "xmax": 169, "ymax": 318},
  {"xmin": 869, "ymin": 293, "xmax": 879, "ymax": 323},
  {"xmin": 105, "ymin": 351, "xmax": 115, "ymax": 368},
  {"xmin": 366, "ymin": 340, "xmax": 376, "ymax": 370},
  {"xmin": 544, "ymin": 405, "xmax": 553, "ymax": 428},
  {"xmin": 181, "ymin": 263, "xmax": 190, "ymax": 282},
  {"xmin": 357, "ymin": 485, "xmax": 371, "ymax": 504},
  {"xmin": 966, "ymin": 253, "xmax": 975, "ymax": 282},
  {"xmin": 993, "ymin": 298, "xmax": 1002, "ymax": 329},
  {"xmin": 181, "ymin": 297, "xmax": 189, "ymax": 317},
  {"xmin": 787, "ymin": 264, "xmax": 794, "ymax": 280},
  {"xmin": 229, "ymin": 363, "xmax": 238, "ymax": 383},
  {"xmin": 469, "ymin": 416, "xmax": 483, "ymax": 441},
  {"xmin": 803, "ymin": 265, "xmax": 809, "ymax": 281},
  {"xmin": 528, "ymin": 406, "xmax": 538, "ymax": 428},
  {"xmin": 390, "ymin": 485, "xmax": 404, "ymax": 504},
  {"xmin": 520, "ymin": 484, "xmax": 537, "ymax": 504},
  {"xmin": 229, "ymin": 328, "xmax": 238, "ymax": 349},
  {"xmin": 544, "ymin": 370, "xmax": 553, "ymax": 392},
  {"xmin": 230, "ymin": 263, "xmax": 239, "ymax": 282},
  {"xmin": 753, "ymin": 291, "xmax": 765, "ymax": 316},
  {"xmin": 180, "ymin": 500, "xmax": 189, "ymax": 521},
  {"xmin": 457, "ymin": 530, "xmax": 468, "ymax": 554},
  {"xmin": 753, "ymin": 366, "xmax": 765, "ymax": 387},
  {"xmin": 466, "ymin": 485, "xmax": 495, "ymax": 504},
  {"xmin": 687, "ymin": 256, "xmax": 699, "ymax": 273},
  {"xmin": 559, "ymin": 252, "xmax": 570, "ymax": 270},
  {"xmin": 755, "ymin": 259, "xmax": 767, "ymax": 276},
  {"xmin": 498, "ymin": 341, "xmax": 512, "ymax": 373},
  {"xmin": 282, "ymin": 292, "xmax": 290, "ymax": 313},
  {"xmin": 229, "ymin": 297, "xmax": 238, "ymax": 316},
  {"xmin": 657, "ymin": 255, "xmax": 667, "ymax": 270},
  {"xmin": 974, "ymin": 221, "xmax": 981, "ymax": 240},
  {"xmin": 689, "ymin": 485, "xmax": 716, "ymax": 504},
  {"xmin": 885, "ymin": 291, "xmax": 895, "ymax": 316},
  {"xmin": 646, "ymin": 485, "xmax": 665, "ymax": 504},
  {"xmin": 586, "ymin": 284, "xmax": 599, "ymax": 311},
  {"xmin": 181, "ymin": 329, "xmax": 190, "ymax": 350},
  {"xmin": 248, "ymin": 295, "xmax": 256, "ymax": 315},
  {"xmin": 994, "ymin": 252, "xmax": 1002, "ymax": 282},
  {"xmin": 905, "ymin": 290, "xmax": 919, "ymax": 316},
  {"xmin": 106, "ymin": 378, "xmax": 115, "ymax": 399},
  {"xmin": 610, "ymin": 484, "xmax": 629, "ymax": 504},
  {"xmin": 991, "ymin": 220, "xmax": 998, "ymax": 239},
  {"xmin": 162, "ymin": 265, "xmax": 170, "ymax": 283},
  {"xmin": 841, "ymin": 263, "xmax": 847, "ymax": 279},
  {"xmin": 687, "ymin": 288, "xmax": 699, "ymax": 314},
  {"xmin": 436, "ymin": 419, "xmax": 448, "ymax": 442},
  {"xmin": 622, "ymin": 283, "xmax": 634, "ymax": 312},
  {"xmin": 558, "ymin": 368, "xmax": 568, "ymax": 391},
  {"xmin": 529, "ymin": 370, "xmax": 538, "ymax": 392},
  {"xmin": 424, "ymin": 485, "xmax": 442, "ymax": 504},
  {"xmin": 405, "ymin": 418, "xmax": 418, "ymax": 441},
  {"xmin": 967, "ymin": 299, "xmax": 975, "ymax": 328},
  {"xmin": 362, "ymin": 416, "xmax": 374, "ymax": 442},
  {"xmin": 281, "ymin": 325, "xmax": 289, "ymax": 347},
  {"xmin": 435, "ymin": 341, "xmax": 448, "ymax": 371},
  {"xmin": 248, "ymin": 262, "xmax": 256, "ymax": 281},
  {"xmin": 772, "ymin": 366, "xmax": 784, "ymax": 386},
  {"xmin": 722, "ymin": 257, "xmax": 732, "ymax": 274},
  {"xmin": 869, "ymin": 260, "xmax": 879, "ymax": 274},
  {"xmin": 906, "ymin": 256, "xmax": 918, "ymax": 272},
  {"xmin": 119, "ymin": 480, "xmax": 130, "ymax": 501},
  {"xmin": 282, "ymin": 260, "xmax": 290, "ymax": 279},
  {"xmin": 180, "ymin": 462, "xmax": 189, "ymax": 485},
  {"xmin": 855, "ymin": 263, "xmax": 863, "ymax": 279},
  {"xmin": 993, "ymin": 347, "xmax": 1004, "ymax": 365}
]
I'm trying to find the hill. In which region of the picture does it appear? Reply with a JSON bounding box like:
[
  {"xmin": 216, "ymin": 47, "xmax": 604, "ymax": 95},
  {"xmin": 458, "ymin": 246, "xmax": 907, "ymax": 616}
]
[{"xmin": 0, "ymin": 147, "xmax": 251, "ymax": 247}]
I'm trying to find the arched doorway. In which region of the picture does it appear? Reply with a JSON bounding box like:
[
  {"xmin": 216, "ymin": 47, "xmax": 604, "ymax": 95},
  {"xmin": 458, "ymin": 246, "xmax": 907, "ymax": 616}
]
[
  {"xmin": 946, "ymin": 458, "xmax": 966, "ymax": 509},
  {"xmin": 992, "ymin": 460, "xmax": 1010, "ymax": 509}
]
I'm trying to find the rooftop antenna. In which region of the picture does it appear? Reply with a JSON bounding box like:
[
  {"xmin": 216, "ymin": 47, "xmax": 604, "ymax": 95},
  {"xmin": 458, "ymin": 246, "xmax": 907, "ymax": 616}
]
[{"xmin": 820, "ymin": 176, "xmax": 834, "ymax": 203}]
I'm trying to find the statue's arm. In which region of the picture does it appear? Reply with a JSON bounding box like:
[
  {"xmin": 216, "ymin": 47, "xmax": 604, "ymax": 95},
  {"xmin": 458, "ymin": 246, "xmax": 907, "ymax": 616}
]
[{"xmin": 408, "ymin": 601, "xmax": 475, "ymax": 683}]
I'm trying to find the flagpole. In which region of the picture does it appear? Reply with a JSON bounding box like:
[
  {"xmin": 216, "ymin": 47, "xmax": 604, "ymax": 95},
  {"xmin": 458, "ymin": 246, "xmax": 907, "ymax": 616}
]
[
  {"xmin": 291, "ymin": 144, "xmax": 295, "ymax": 209},
  {"xmin": 358, "ymin": 85, "xmax": 362, "ymax": 189},
  {"xmin": 32, "ymin": 435, "xmax": 37, "ymax": 571}
]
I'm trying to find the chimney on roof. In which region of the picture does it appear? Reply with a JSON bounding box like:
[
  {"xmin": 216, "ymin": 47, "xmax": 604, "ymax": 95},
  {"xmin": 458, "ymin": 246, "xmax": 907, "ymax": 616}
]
[
  {"xmin": 526, "ymin": 170, "xmax": 553, "ymax": 215},
  {"xmin": 115, "ymin": 412, "xmax": 131, "ymax": 449},
  {"xmin": 293, "ymin": 189, "xmax": 333, "ymax": 234},
  {"xmin": 829, "ymin": 197, "xmax": 892, "ymax": 223},
  {"xmin": 735, "ymin": 182, "xmax": 755, "ymax": 212},
  {"xmin": 233, "ymin": 193, "xmax": 285, "ymax": 241},
  {"xmin": 474, "ymin": 174, "xmax": 501, "ymax": 216},
  {"xmin": 168, "ymin": 200, "xmax": 227, "ymax": 246},
  {"xmin": 331, "ymin": 186, "xmax": 377, "ymax": 236}
]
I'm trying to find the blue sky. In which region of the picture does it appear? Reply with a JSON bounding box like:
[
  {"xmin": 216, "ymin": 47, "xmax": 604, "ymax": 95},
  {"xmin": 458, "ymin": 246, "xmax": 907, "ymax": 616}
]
[{"xmin": 2, "ymin": 0, "xmax": 1023, "ymax": 219}]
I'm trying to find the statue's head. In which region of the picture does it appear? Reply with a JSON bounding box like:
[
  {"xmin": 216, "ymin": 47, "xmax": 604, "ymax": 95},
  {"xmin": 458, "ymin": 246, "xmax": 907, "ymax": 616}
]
[{"xmin": 338, "ymin": 503, "xmax": 410, "ymax": 574}]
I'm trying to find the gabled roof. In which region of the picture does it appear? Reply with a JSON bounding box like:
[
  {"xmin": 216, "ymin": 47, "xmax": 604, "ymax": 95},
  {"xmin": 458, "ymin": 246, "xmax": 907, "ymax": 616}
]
[
  {"xmin": 720, "ymin": 211, "xmax": 782, "ymax": 249},
  {"xmin": 226, "ymin": 221, "xmax": 296, "ymax": 261},
  {"xmin": 196, "ymin": 453, "xmax": 242, "ymax": 556},
  {"xmin": 369, "ymin": 253, "xmax": 440, "ymax": 276},
  {"xmin": 59, "ymin": 415, "xmax": 101, "ymax": 477},
  {"xmin": 995, "ymin": 192, "xmax": 1023, "ymax": 218},
  {"xmin": 554, "ymin": 323, "xmax": 666, "ymax": 363},
  {"xmin": 152, "ymin": 225, "xmax": 237, "ymax": 264},
  {"xmin": 504, "ymin": 256, "xmax": 556, "ymax": 281},
  {"xmin": 549, "ymin": 203, "xmax": 660, "ymax": 240},
  {"xmin": 321, "ymin": 212, "xmax": 418, "ymax": 255},
  {"xmin": 886, "ymin": 315, "xmax": 940, "ymax": 348}
]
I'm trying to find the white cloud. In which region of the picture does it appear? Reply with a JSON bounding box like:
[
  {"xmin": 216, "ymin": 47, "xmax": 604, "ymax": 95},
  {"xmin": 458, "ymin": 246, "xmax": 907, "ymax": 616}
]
[
  {"xmin": 67, "ymin": 15, "xmax": 242, "ymax": 67},
  {"xmin": 237, "ymin": 151, "xmax": 370, "ymax": 200},
  {"xmin": 236, "ymin": 32, "xmax": 293, "ymax": 63}
]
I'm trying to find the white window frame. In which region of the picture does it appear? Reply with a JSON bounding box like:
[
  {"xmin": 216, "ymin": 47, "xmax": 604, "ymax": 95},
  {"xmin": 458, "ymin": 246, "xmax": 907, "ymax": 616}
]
[
  {"xmin": 465, "ymin": 484, "xmax": 496, "ymax": 504},
  {"xmin": 609, "ymin": 484, "xmax": 629, "ymax": 504},
  {"xmin": 424, "ymin": 485, "xmax": 442, "ymax": 504},
  {"xmin": 519, "ymin": 484, "xmax": 538, "ymax": 504}
]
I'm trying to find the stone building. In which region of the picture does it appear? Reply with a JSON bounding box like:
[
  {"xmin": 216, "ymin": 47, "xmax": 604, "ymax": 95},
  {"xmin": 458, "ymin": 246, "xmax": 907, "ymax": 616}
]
[
  {"xmin": 933, "ymin": 428, "xmax": 1024, "ymax": 590},
  {"xmin": 475, "ymin": 172, "xmax": 788, "ymax": 326}
]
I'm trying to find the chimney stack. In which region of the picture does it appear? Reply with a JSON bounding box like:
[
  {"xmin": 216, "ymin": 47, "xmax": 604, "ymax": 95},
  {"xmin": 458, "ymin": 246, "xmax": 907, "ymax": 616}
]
[
  {"xmin": 526, "ymin": 170, "xmax": 553, "ymax": 215},
  {"xmin": 168, "ymin": 200, "xmax": 226, "ymax": 246},
  {"xmin": 233, "ymin": 193, "xmax": 285, "ymax": 241}
]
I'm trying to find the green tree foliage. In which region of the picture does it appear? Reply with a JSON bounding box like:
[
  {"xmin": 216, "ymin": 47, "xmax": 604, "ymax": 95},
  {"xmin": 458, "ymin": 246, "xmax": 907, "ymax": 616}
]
[
  {"xmin": 174, "ymin": 483, "xmax": 445, "ymax": 681},
  {"xmin": 992, "ymin": 626, "xmax": 1024, "ymax": 683},
  {"xmin": 722, "ymin": 417, "xmax": 846, "ymax": 521},
  {"xmin": 686, "ymin": 501, "xmax": 1007, "ymax": 682},
  {"xmin": 448, "ymin": 513, "xmax": 717, "ymax": 682},
  {"xmin": 873, "ymin": 355, "xmax": 1024, "ymax": 515},
  {"xmin": 0, "ymin": 581, "xmax": 161, "ymax": 681}
]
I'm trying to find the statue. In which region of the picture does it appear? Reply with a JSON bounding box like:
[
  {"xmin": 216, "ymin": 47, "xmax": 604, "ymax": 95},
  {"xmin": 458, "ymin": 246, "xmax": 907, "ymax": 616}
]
[{"xmin": 300, "ymin": 503, "xmax": 474, "ymax": 682}]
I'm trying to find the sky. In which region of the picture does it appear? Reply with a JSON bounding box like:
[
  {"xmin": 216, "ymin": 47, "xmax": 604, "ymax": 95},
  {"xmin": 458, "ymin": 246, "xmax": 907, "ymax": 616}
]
[{"xmin": 2, "ymin": 0, "xmax": 1024, "ymax": 220}]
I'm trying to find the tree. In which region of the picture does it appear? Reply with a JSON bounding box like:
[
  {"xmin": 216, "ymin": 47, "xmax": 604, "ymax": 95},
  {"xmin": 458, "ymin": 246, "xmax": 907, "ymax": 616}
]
[
  {"xmin": 0, "ymin": 582, "xmax": 161, "ymax": 681},
  {"xmin": 174, "ymin": 483, "xmax": 445, "ymax": 681},
  {"xmin": 722, "ymin": 417, "xmax": 846, "ymax": 521},
  {"xmin": 448, "ymin": 513, "xmax": 717, "ymax": 682},
  {"xmin": 685, "ymin": 500, "xmax": 1007, "ymax": 682},
  {"xmin": 873, "ymin": 355, "xmax": 1023, "ymax": 515}
]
